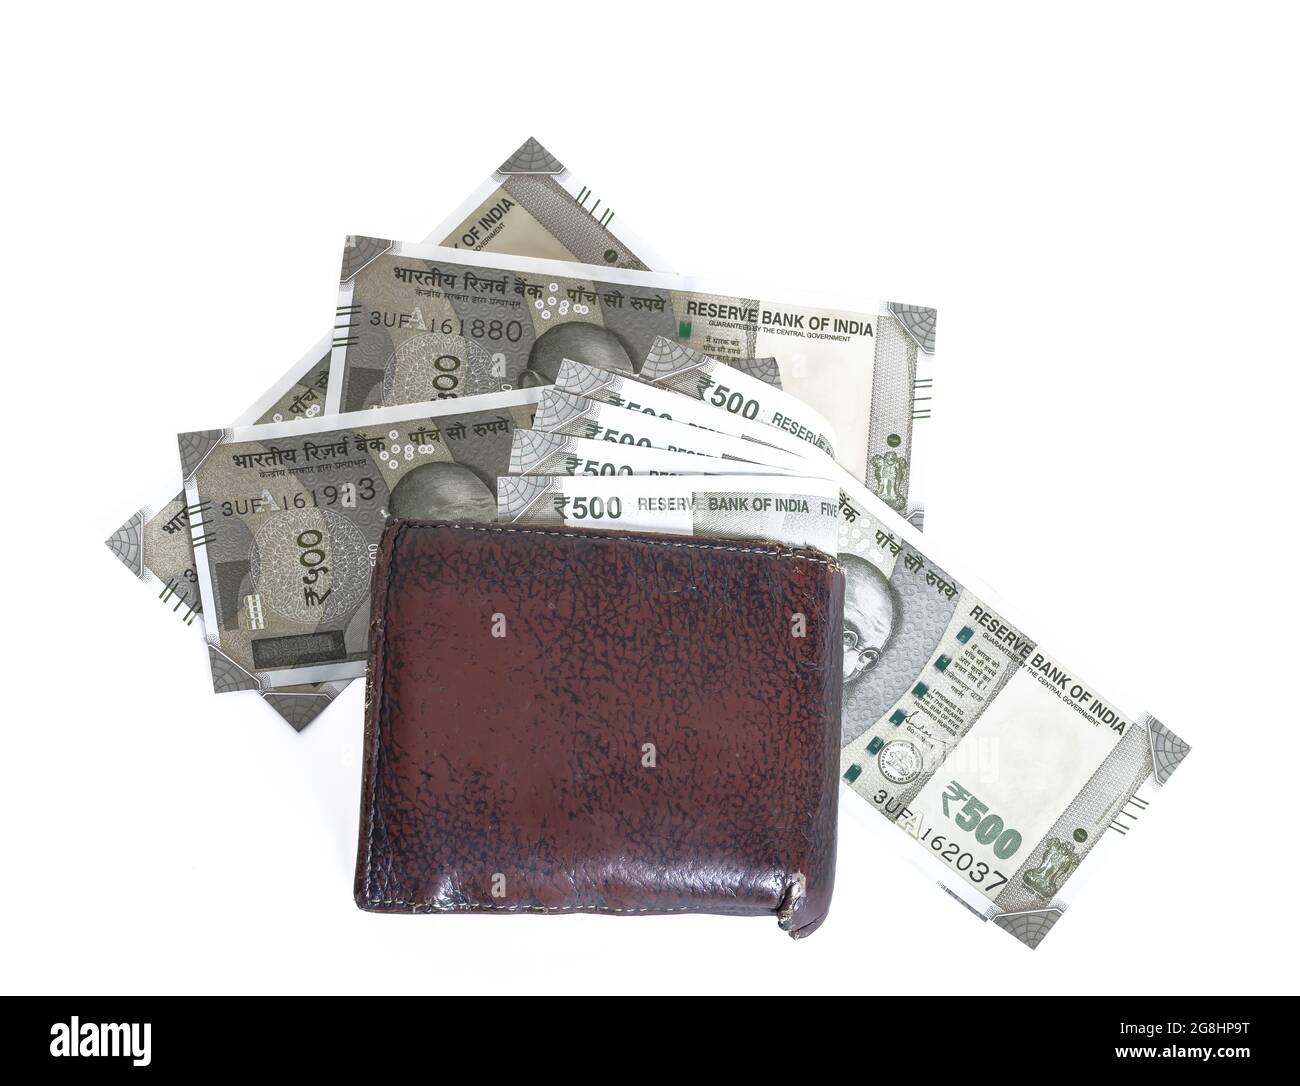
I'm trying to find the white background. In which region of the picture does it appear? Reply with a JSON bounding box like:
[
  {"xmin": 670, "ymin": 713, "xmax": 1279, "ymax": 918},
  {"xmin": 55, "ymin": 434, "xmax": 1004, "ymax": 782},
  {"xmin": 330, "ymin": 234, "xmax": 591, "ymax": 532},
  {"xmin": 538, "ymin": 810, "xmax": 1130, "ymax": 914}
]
[{"xmin": 2, "ymin": 2, "xmax": 1296, "ymax": 995}]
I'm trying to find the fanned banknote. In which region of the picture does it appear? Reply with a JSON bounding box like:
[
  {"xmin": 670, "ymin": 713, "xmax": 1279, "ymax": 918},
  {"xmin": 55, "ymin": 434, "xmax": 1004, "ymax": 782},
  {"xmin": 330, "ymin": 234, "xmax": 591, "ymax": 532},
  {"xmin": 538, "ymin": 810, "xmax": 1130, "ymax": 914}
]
[
  {"xmin": 531, "ymin": 388, "xmax": 821, "ymax": 475},
  {"xmin": 552, "ymin": 357, "xmax": 838, "ymax": 467},
  {"xmin": 181, "ymin": 390, "xmax": 539, "ymax": 691},
  {"xmin": 325, "ymin": 237, "xmax": 937, "ymax": 518},
  {"xmin": 106, "ymin": 138, "xmax": 663, "ymax": 728},
  {"xmin": 510, "ymin": 430, "xmax": 805, "ymax": 479},
  {"xmin": 636, "ymin": 336, "xmax": 838, "ymax": 457},
  {"xmin": 496, "ymin": 474, "xmax": 842, "ymax": 556}
]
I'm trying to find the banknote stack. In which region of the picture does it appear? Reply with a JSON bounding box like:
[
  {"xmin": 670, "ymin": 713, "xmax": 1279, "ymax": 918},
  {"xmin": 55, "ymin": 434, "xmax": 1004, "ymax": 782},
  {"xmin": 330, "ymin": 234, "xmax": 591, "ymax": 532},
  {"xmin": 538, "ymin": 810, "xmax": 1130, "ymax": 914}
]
[{"xmin": 106, "ymin": 138, "xmax": 1187, "ymax": 949}]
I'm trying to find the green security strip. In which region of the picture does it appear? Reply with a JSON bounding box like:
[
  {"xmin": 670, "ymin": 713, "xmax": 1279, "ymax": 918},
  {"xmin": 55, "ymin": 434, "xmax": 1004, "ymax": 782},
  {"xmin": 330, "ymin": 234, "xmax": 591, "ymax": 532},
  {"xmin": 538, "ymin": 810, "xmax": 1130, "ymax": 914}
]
[
  {"xmin": 890, "ymin": 709, "xmax": 907, "ymax": 726},
  {"xmin": 867, "ymin": 736, "xmax": 884, "ymax": 755},
  {"xmin": 843, "ymin": 764, "xmax": 863, "ymax": 783},
  {"xmin": 957, "ymin": 626, "xmax": 974, "ymax": 643},
  {"xmin": 934, "ymin": 654, "xmax": 951, "ymax": 672},
  {"xmin": 913, "ymin": 682, "xmax": 929, "ymax": 698}
]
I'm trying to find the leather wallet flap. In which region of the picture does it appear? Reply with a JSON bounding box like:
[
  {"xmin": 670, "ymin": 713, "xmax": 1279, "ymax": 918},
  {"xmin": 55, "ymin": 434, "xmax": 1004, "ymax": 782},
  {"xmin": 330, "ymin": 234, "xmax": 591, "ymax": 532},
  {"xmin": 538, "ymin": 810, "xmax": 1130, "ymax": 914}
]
[{"xmin": 356, "ymin": 521, "xmax": 844, "ymax": 937}]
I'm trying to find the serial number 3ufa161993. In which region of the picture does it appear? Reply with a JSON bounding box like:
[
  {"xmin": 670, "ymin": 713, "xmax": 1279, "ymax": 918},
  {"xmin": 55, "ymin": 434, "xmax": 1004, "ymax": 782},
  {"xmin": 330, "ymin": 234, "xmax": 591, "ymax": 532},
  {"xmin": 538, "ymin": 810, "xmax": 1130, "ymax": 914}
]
[{"xmin": 220, "ymin": 478, "xmax": 377, "ymax": 517}]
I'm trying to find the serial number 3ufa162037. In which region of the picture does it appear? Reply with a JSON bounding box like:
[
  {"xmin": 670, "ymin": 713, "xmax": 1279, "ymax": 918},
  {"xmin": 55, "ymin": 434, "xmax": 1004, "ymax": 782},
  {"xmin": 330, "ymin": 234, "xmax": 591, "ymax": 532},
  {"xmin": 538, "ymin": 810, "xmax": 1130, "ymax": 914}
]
[{"xmin": 916, "ymin": 827, "xmax": 1009, "ymax": 893}]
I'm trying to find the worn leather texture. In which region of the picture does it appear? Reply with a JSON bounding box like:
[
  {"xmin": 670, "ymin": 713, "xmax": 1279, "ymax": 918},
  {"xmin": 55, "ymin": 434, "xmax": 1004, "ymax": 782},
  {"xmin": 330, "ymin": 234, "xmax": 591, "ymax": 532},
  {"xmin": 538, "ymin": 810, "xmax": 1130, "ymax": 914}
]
[{"xmin": 355, "ymin": 520, "xmax": 844, "ymax": 937}]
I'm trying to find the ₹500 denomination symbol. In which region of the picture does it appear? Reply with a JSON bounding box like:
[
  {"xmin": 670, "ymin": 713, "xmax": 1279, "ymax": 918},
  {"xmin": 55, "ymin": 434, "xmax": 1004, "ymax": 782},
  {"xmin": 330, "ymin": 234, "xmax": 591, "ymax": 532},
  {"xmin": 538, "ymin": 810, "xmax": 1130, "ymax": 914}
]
[
  {"xmin": 940, "ymin": 780, "xmax": 1024, "ymax": 862},
  {"xmin": 246, "ymin": 508, "xmax": 372, "ymax": 626}
]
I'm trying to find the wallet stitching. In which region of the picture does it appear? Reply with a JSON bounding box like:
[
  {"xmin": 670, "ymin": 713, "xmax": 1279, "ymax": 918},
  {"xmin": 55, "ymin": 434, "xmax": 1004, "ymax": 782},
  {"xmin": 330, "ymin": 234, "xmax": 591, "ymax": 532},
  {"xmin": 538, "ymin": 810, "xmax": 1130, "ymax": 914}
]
[
  {"xmin": 402, "ymin": 522, "xmax": 841, "ymax": 569},
  {"xmin": 362, "ymin": 523, "xmax": 403, "ymax": 906},
  {"xmin": 363, "ymin": 520, "xmax": 836, "ymax": 912},
  {"xmin": 372, "ymin": 903, "xmax": 700, "ymax": 913}
]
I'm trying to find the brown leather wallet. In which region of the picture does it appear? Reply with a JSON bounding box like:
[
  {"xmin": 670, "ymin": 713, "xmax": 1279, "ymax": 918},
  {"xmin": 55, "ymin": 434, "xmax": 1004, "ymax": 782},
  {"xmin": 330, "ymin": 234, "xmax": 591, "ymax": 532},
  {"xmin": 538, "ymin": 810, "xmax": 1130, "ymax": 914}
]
[{"xmin": 355, "ymin": 520, "xmax": 844, "ymax": 937}]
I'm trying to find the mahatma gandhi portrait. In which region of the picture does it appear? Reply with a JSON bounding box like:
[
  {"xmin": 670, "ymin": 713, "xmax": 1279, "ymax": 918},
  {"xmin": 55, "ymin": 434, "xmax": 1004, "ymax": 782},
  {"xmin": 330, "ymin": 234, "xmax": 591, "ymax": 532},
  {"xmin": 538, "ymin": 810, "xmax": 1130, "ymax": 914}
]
[
  {"xmin": 518, "ymin": 322, "xmax": 637, "ymax": 387},
  {"xmin": 838, "ymin": 551, "xmax": 903, "ymax": 685},
  {"xmin": 387, "ymin": 461, "xmax": 497, "ymax": 521}
]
